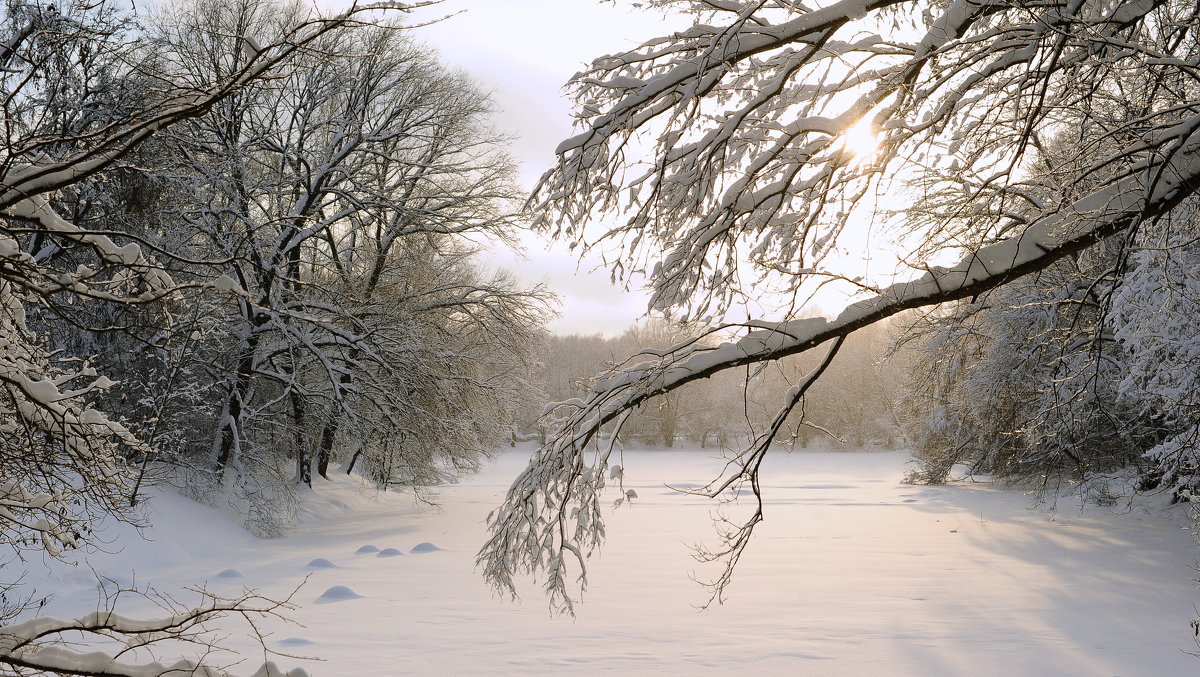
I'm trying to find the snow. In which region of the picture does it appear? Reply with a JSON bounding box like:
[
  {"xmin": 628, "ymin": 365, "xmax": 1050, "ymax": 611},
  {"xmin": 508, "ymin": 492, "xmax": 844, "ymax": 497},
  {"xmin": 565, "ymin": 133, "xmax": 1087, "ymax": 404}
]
[
  {"xmin": 213, "ymin": 275, "xmax": 244, "ymax": 294},
  {"xmin": 20, "ymin": 446, "xmax": 1200, "ymax": 675},
  {"xmin": 314, "ymin": 586, "xmax": 362, "ymax": 604}
]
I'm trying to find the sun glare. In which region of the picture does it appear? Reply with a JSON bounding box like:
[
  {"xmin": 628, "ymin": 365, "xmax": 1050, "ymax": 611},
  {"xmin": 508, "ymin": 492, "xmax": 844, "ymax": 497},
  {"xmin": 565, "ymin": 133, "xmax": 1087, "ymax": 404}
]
[{"xmin": 841, "ymin": 117, "xmax": 880, "ymax": 160}]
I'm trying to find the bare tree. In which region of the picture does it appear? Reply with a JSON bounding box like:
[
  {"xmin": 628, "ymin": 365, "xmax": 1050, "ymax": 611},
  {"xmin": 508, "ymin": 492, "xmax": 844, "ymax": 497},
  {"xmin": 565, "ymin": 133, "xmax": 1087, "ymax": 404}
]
[{"xmin": 479, "ymin": 0, "xmax": 1200, "ymax": 612}]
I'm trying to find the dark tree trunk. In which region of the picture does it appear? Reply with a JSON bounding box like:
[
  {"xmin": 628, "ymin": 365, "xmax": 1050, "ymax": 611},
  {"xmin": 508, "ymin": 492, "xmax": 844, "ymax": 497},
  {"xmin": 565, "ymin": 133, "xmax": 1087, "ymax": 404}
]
[
  {"xmin": 344, "ymin": 447, "xmax": 362, "ymax": 475},
  {"xmin": 214, "ymin": 335, "xmax": 257, "ymax": 479},
  {"xmin": 292, "ymin": 390, "xmax": 311, "ymax": 487}
]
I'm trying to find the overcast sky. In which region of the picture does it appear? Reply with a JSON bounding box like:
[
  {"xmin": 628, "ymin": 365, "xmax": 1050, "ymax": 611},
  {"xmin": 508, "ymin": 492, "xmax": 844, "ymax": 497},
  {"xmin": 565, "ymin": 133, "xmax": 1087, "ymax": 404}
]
[{"xmin": 401, "ymin": 1, "xmax": 691, "ymax": 337}]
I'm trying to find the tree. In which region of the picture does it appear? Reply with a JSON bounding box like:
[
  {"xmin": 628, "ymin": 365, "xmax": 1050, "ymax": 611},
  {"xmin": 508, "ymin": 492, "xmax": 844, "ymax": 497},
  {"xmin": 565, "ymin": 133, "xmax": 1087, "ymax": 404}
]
[
  {"xmin": 901, "ymin": 194, "xmax": 1200, "ymax": 499},
  {"xmin": 114, "ymin": 0, "xmax": 551, "ymax": 530},
  {"xmin": 1109, "ymin": 223, "xmax": 1200, "ymax": 500},
  {"xmin": 0, "ymin": 0, "xmax": 435, "ymax": 672},
  {"xmin": 479, "ymin": 0, "xmax": 1200, "ymax": 612},
  {"xmin": 895, "ymin": 76, "xmax": 1200, "ymax": 492},
  {"xmin": 899, "ymin": 252, "xmax": 1146, "ymax": 487}
]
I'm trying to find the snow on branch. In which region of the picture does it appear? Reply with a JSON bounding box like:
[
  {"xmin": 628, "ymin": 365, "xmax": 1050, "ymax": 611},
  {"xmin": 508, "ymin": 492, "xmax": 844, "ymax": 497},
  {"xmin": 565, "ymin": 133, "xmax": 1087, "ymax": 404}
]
[
  {"xmin": 485, "ymin": 0, "xmax": 1200, "ymax": 610},
  {"xmin": 0, "ymin": 1, "xmax": 426, "ymax": 213},
  {"xmin": 531, "ymin": 0, "xmax": 1178, "ymax": 318},
  {"xmin": 0, "ymin": 587, "xmax": 307, "ymax": 677}
]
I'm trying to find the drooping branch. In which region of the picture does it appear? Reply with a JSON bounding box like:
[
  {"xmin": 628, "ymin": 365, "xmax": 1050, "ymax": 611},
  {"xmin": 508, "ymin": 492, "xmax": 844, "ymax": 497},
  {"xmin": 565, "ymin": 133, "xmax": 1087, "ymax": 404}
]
[{"xmin": 686, "ymin": 332, "xmax": 845, "ymax": 606}]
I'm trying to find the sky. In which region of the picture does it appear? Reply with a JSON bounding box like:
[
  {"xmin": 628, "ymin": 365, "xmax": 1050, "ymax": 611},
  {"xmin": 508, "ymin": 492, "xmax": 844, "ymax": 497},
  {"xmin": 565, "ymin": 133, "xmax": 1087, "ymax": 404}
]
[
  {"xmin": 398, "ymin": 1, "xmax": 908, "ymax": 336},
  {"xmin": 401, "ymin": 1, "xmax": 692, "ymax": 337}
]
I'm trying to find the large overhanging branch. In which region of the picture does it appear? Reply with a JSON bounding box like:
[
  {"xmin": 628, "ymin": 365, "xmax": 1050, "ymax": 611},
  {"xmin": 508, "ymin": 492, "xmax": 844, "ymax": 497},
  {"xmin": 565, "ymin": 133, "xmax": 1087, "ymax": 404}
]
[
  {"xmin": 479, "ymin": 116, "xmax": 1200, "ymax": 613},
  {"xmin": 530, "ymin": 0, "xmax": 1172, "ymax": 318}
]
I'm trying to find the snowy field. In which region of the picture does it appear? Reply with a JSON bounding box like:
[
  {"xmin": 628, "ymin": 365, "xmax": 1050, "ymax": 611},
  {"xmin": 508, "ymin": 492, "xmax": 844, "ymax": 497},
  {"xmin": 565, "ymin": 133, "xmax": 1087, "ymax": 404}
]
[{"xmin": 30, "ymin": 447, "xmax": 1200, "ymax": 675}]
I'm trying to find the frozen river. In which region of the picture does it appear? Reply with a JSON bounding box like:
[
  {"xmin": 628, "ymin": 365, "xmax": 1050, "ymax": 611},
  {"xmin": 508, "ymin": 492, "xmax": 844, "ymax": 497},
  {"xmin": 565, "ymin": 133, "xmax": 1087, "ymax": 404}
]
[{"xmin": 37, "ymin": 447, "xmax": 1200, "ymax": 675}]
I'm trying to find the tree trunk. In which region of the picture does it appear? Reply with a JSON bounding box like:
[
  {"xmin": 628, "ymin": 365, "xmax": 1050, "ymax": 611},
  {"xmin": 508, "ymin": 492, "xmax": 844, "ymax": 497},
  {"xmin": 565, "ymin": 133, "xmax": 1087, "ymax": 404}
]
[
  {"xmin": 345, "ymin": 447, "xmax": 362, "ymax": 475},
  {"xmin": 315, "ymin": 411, "xmax": 336, "ymax": 479},
  {"xmin": 292, "ymin": 390, "xmax": 311, "ymax": 487},
  {"xmin": 213, "ymin": 302, "xmax": 264, "ymax": 481},
  {"xmin": 214, "ymin": 349, "xmax": 254, "ymax": 479}
]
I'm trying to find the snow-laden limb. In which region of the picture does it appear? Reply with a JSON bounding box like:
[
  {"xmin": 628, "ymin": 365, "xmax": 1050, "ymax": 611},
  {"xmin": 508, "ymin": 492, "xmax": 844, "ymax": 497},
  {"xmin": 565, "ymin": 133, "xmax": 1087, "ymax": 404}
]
[
  {"xmin": 481, "ymin": 116, "xmax": 1200, "ymax": 609},
  {"xmin": 0, "ymin": 272, "xmax": 153, "ymax": 559},
  {"xmin": 531, "ymin": 0, "xmax": 1182, "ymax": 318},
  {"xmin": 3, "ymin": 195, "xmax": 176, "ymax": 302},
  {"xmin": 0, "ymin": 588, "xmax": 307, "ymax": 677}
]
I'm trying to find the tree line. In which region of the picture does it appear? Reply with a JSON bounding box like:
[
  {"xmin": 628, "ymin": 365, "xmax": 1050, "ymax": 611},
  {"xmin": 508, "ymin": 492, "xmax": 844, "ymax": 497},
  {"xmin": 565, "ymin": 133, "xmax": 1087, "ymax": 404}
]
[{"xmin": 529, "ymin": 318, "xmax": 911, "ymax": 451}]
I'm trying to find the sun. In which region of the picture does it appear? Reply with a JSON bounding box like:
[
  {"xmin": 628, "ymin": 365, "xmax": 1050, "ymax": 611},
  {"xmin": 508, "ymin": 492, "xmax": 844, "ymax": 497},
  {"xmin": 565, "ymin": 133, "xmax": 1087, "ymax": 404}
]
[{"xmin": 840, "ymin": 116, "xmax": 880, "ymax": 160}]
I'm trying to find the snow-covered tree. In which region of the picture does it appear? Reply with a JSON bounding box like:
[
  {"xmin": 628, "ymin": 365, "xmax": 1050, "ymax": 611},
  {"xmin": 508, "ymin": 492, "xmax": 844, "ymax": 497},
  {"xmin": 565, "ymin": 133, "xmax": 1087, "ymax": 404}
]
[
  {"xmin": 0, "ymin": 0, "xmax": 439, "ymax": 672},
  {"xmin": 898, "ymin": 67, "xmax": 1200, "ymax": 493},
  {"xmin": 479, "ymin": 0, "xmax": 1200, "ymax": 611},
  {"xmin": 1105, "ymin": 208, "xmax": 1200, "ymax": 499},
  {"xmin": 900, "ymin": 252, "xmax": 1145, "ymax": 487},
  {"xmin": 138, "ymin": 0, "xmax": 549, "ymax": 518}
]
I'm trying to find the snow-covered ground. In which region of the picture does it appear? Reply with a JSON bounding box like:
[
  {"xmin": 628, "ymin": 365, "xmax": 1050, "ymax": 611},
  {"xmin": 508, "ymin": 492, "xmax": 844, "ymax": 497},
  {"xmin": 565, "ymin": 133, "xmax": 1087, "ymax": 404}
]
[{"xmin": 29, "ymin": 447, "xmax": 1200, "ymax": 675}]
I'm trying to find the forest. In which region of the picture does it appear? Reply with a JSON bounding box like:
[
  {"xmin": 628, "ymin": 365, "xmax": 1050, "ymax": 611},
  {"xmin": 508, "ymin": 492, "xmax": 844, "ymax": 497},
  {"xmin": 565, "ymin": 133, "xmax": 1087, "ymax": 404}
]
[{"xmin": 4, "ymin": 0, "xmax": 1200, "ymax": 674}]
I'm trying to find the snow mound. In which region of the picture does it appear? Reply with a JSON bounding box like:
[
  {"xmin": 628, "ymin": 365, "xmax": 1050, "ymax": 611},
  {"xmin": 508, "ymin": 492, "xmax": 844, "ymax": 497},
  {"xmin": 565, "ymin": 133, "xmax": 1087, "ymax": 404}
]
[
  {"xmin": 376, "ymin": 548, "xmax": 404, "ymax": 557},
  {"xmin": 355, "ymin": 545, "xmax": 380, "ymax": 554},
  {"xmin": 306, "ymin": 558, "xmax": 336, "ymax": 569},
  {"xmin": 216, "ymin": 568, "xmax": 243, "ymax": 578},
  {"xmin": 409, "ymin": 542, "xmax": 442, "ymax": 554},
  {"xmin": 314, "ymin": 585, "xmax": 362, "ymax": 604}
]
